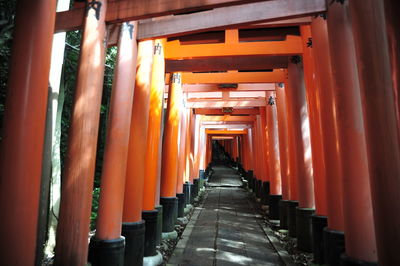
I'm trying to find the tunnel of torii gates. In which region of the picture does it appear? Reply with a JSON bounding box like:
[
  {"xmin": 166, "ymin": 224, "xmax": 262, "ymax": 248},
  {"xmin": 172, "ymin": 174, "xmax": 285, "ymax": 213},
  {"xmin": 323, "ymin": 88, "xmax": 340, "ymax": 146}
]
[{"xmin": 0, "ymin": 0, "xmax": 399, "ymax": 265}]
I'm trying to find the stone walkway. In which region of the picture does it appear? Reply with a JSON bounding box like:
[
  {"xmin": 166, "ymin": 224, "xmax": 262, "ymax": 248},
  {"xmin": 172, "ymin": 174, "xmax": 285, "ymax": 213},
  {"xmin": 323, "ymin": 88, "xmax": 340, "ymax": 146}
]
[{"xmin": 167, "ymin": 165, "xmax": 286, "ymax": 266}]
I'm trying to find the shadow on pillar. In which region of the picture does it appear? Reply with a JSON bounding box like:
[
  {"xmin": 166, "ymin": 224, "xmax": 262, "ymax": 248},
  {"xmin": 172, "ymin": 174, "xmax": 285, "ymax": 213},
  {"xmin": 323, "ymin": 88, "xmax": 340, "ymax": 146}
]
[
  {"xmin": 268, "ymin": 194, "xmax": 282, "ymax": 220},
  {"xmin": 323, "ymin": 227, "xmax": 345, "ymax": 266},
  {"xmin": 279, "ymin": 200, "xmax": 290, "ymax": 229},
  {"xmin": 142, "ymin": 210, "xmax": 159, "ymax": 257},
  {"xmin": 287, "ymin": 200, "xmax": 299, "ymax": 237},
  {"xmin": 160, "ymin": 197, "xmax": 178, "ymax": 233},
  {"xmin": 311, "ymin": 214, "xmax": 327, "ymax": 264},
  {"xmin": 296, "ymin": 207, "xmax": 315, "ymax": 252},
  {"xmin": 88, "ymin": 236, "xmax": 125, "ymax": 266},
  {"xmin": 121, "ymin": 220, "xmax": 145, "ymax": 266}
]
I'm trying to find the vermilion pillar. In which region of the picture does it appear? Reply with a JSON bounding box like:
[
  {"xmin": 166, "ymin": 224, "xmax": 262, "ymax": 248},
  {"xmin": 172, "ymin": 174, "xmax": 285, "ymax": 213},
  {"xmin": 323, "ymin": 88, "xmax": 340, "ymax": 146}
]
[
  {"xmin": 176, "ymin": 100, "xmax": 187, "ymax": 218},
  {"xmin": 160, "ymin": 73, "xmax": 182, "ymax": 233},
  {"xmin": 285, "ymin": 62, "xmax": 314, "ymax": 242},
  {"xmin": 275, "ymin": 84, "xmax": 290, "ymax": 201},
  {"xmin": 383, "ymin": 0, "xmax": 400, "ymax": 144},
  {"xmin": 89, "ymin": 21, "xmax": 138, "ymax": 265},
  {"xmin": 265, "ymin": 92, "xmax": 282, "ymax": 195},
  {"xmin": 310, "ymin": 16, "xmax": 344, "ymax": 264},
  {"xmin": 275, "ymin": 83, "xmax": 292, "ymax": 227},
  {"xmin": 349, "ymin": 1, "xmax": 398, "ymax": 264},
  {"xmin": 143, "ymin": 39, "xmax": 165, "ymax": 212},
  {"xmin": 55, "ymin": 1, "xmax": 107, "ymax": 264},
  {"xmin": 122, "ymin": 39, "xmax": 153, "ymax": 265},
  {"xmin": 300, "ymin": 25, "xmax": 327, "ymax": 217},
  {"xmin": 264, "ymin": 91, "xmax": 283, "ymax": 221},
  {"xmin": 142, "ymin": 39, "xmax": 165, "ymax": 258},
  {"xmin": 0, "ymin": 0, "xmax": 56, "ymax": 264},
  {"xmin": 327, "ymin": 2, "xmax": 377, "ymax": 264}
]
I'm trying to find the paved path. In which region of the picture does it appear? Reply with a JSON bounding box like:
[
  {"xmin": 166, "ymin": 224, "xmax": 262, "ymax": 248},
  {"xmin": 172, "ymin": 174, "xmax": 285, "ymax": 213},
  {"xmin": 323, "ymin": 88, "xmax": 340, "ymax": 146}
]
[{"xmin": 168, "ymin": 165, "xmax": 285, "ymax": 266}]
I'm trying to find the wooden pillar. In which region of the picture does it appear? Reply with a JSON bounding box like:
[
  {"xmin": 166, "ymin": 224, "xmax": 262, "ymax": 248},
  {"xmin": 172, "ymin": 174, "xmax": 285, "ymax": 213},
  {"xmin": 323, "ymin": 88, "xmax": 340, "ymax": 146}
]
[
  {"xmin": 300, "ymin": 25, "xmax": 328, "ymax": 217},
  {"xmin": 121, "ymin": 39, "xmax": 153, "ymax": 265},
  {"xmin": 90, "ymin": 21, "xmax": 138, "ymax": 262},
  {"xmin": 286, "ymin": 62, "xmax": 314, "ymax": 207},
  {"xmin": 188, "ymin": 111, "xmax": 196, "ymax": 182},
  {"xmin": 177, "ymin": 103, "xmax": 187, "ymax": 194},
  {"xmin": 384, "ymin": 0, "xmax": 400, "ymax": 143},
  {"xmin": 348, "ymin": 0, "xmax": 397, "ymax": 264},
  {"xmin": 326, "ymin": 2, "xmax": 377, "ymax": 263},
  {"xmin": 0, "ymin": 0, "xmax": 56, "ymax": 264},
  {"xmin": 123, "ymin": 39, "xmax": 153, "ymax": 223},
  {"xmin": 55, "ymin": 1, "xmax": 107, "ymax": 264},
  {"xmin": 160, "ymin": 73, "xmax": 182, "ymax": 232},
  {"xmin": 265, "ymin": 92, "xmax": 282, "ymax": 196},
  {"xmin": 276, "ymin": 83, "xmax": 290, "ymax": 200},
  {"xmin": 143, "ymin": 39, "xmax": 166, "ymax": 212},
  {"xmin": 161, "ymin": 77, "xmax": 182, "ymax": 185},
  {"xmin": 310, "ymin": 16, "xmax": 344, "ymax": 264}
]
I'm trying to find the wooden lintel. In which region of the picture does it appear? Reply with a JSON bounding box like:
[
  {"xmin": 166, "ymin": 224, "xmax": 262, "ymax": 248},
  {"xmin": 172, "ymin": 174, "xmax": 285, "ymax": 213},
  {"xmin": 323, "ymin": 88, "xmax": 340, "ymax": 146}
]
[
  {"xmin": 202, "ymin": 124, "xmax": 252, "ymax": 129},
  {"xmin": 137, "ymin": 0, "xmax": 326, "ymax": 39},
  {"xmin": 194, "ymin": 107, "xmax": 260, "ymax": 115},
  {"xmin": 179, "ymin": 83, "xmax": 276, "ymax": 92},
  {"xmin": 55, "ymin": 0, "xmax": 267, "ymax": 33},
  {"xmin": 166, "ymin": 70, "xmax": 285, "ymax": 84},
  {"xmin": 186, "ymin": 98, "xmax": 266, "ymax": 108},
  {"xmin": 205, "ymin": 129, "xmax": 247, "ymax": 135},
  {"xmin": 165, "ymin": 35, "xmax": 302, "ymax": 59},
  {"xmin": 165, "ymin": 55, "xmax": 288, "ymax": 72}
]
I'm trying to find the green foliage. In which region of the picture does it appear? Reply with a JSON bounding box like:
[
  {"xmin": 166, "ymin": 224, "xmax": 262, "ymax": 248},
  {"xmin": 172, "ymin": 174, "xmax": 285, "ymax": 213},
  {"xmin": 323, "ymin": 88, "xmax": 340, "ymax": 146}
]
[{"xmin": 0, "ymin": 0, "xmax": 16, "ymax": 138}]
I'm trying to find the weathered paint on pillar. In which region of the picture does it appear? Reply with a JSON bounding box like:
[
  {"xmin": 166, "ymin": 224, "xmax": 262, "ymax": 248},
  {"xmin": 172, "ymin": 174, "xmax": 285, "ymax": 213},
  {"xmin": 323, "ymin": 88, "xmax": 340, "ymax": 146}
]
[
  {"xmin": 0, "ymin": 0, "xmax": 56, "ymax": 264},
  {"xmin": 123, "ymin": 40, "xmax": 154, "ymax": 222},
  {"xmin": 188, "ymin": 111, "xmax": 196, "ymax": 182},
  {"xmin": 265, "ymin": 92, "xmax": 282, "ymax": 195},
  {"xmin": 276, "ymin": 83, "xmax": 290, "ymax": 200},
  {"xmin": 300, "ymin": 25, "xmax": 327, "ymax": 216},
  {"xmin": 55, "ymin": 1, "xmax": 107, "ymax": 264},
  {"xmin": 160, "ymin": 73, "xmax": 182, "ymax": 197},
  {"xmin": 96, "ymin": 21, "xmax": 138, "ymax": 240},
  {"xmin": 311, "ymin": 16, "xmax": 344, "ymax": 231},
  {"xmin": 286, "ymin": 62, "xmax": 314, "ymax": 208},
  {"xmin": 143, "ymin": 39, "xmax": 166, "ymax": 211},
  {"xmin": 349, "ymin": 0, "xmax": 397, "ymax": 263}
]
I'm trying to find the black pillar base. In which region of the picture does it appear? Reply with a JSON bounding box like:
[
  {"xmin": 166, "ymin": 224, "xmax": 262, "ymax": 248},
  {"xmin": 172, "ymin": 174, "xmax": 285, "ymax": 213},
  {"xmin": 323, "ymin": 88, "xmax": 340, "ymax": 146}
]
[
  {"xmin": 323, "ymin": 227, "xmax": 345, "ymax": 266},
  {"xmin": 160, "ymin": 197, "xmax": 178, "ymax": 232},
  {"xmin": 279, "ymin": 200, "xmax": 290, "ymax": 229},
  {"xmin": 268, "ymin": 194, "xmax": 282, "ymax": 220},
  {"xmin": 261, "ymin": 181, "xmax": 270, "ymax": 205},
  {"xmin": 199, "ymin": 169, "xmax": 205, "ymax": 180},
  {"xmin": 296, "ymin": 207, "xmax": 315, "ymax": 252},
  {"xmin": 183, "ymin": 182, "xmax": 192, "ymax": 206},
  {"xmin": 249, "ymin": 177, "xmax": 254, "ymax": 191},
  {"xmin": 340, "ymin": 253, "xmax": 378, "ymax": 266},
  {"xmin": 193, "ymin": 178, "xmax": 200, "ymax": 199},
  {"xmin": 88, "ymin": 236, "xmax": 125, "ymax": 266},
  {"xmin": 311, "ymin": 214, "xmax": 328, "ymax": 264},
  {"xmin": 256, "ymin": 179, "xmax": 262, "ymax": 198},
  {"xmin": 142, "ymin": 210, "xmax": 159, "ymax": 257},
  {"xmin": 247, "ymin": 170, "xmax": 254, "ymax": 181},
  {"xmin": 177, "ymin": 193, "xmax": 185, "ymax": 218},
  {"xmin": 155, "ymin": 205, "xmax": 163, "ymax": 246},
  {"xmin": 287, "ymin": 200, "xmax": 299, "ymax": 237},
  {"xmin": 121, "ymin": 220, "xmax": 145, "ymax": 266}
]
